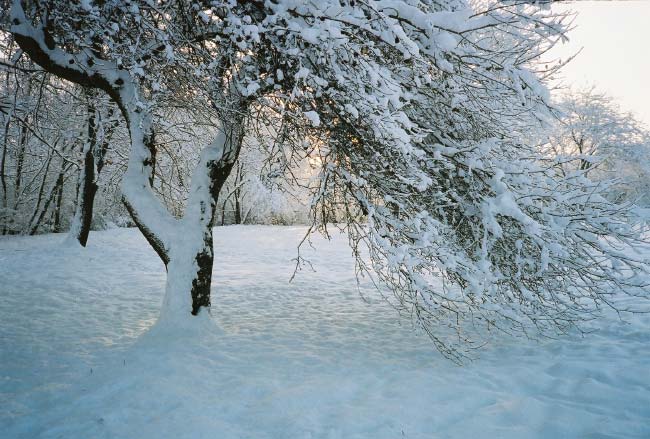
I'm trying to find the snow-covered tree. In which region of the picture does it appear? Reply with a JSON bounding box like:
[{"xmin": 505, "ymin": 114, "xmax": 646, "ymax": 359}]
[
  {"xmin": 218, "ymin": 146, "xmax": 311, "ymax": 226},
  {"xmin": 0, "ymin": 54, "xmax": 85, "ymax": 236},
  {"xmin": 3, "ymin": 0, "xmax": 649, "ymax": 359},
  {"xmin": 547, "ymin": 87, "xmax": 650, "ymax": 205}
]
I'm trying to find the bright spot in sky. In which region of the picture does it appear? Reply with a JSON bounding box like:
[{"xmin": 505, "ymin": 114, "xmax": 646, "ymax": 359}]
[{"xmin": 549, "ymin": 1, "xmax": 650, "ymax": 127}]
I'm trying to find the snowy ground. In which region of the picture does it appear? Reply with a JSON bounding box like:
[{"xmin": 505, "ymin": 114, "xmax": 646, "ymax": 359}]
[{"xmin": 1, "ymin": 226, "xmax": 649, "ymax": 439}]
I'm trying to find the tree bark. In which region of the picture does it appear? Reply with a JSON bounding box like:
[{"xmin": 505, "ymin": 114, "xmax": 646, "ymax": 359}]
[
  {"xmin": 158, "ymin": 124, "xmax": 245, "ymax": 319},
  {"xmin": 180, "ymin": 119, "xmax": 246, "ymax": 316},
  {"xmin": 234, "ymin": 195, "xmax": 242, "ymax": 225},
  {"xmin": 68, "ymin": 147, "xmax": 97, "ymax": 245},
  {"xmin": 0, "ymin": 51, "xmax": 13, "ymax": 235},
  {"xmin": 52, "ymin": 166, "xmax": 65, "ymax": 232},
  {"xmin": 233, "ymin": 163, "xmax": 243, "ymax": 225},
  {"xmin": 68, "ymin": 97, "xmax": 116, "ymax": 246},
  {"xmin": 0, "ymin": 112, "xmax": 9, "ymax": 235},
  {"xmin": 14, "ymin": 123, "xmax": 28, "ymax": 202}
]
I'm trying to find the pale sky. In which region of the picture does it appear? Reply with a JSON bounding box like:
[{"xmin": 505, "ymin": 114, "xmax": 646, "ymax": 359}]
[{"xmin": 549, "ymin": 1, "xmax": 650, "ymax": 127}]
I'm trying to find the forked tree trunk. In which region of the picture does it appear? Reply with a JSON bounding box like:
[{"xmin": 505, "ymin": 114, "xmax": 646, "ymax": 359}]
[
  {"xmin": 162, "ymin": 121, "xmax": 245, "ymax": 319},
  {"xmin": 12, "ymin": 4, "xmax": 246, "ymax": 321}
]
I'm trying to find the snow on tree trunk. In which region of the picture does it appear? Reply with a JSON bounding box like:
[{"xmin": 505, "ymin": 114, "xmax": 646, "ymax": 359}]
[
  {"xmin": 156, "ymin": 126, "xmax": 243, "ymax": 320},
  {"xmin": 9, "ymin": 1, "xmax": 247, "ymax": 320},
  {"xmin": 161, "ymin": 232, "xmax": 212, "ymax": 321}
]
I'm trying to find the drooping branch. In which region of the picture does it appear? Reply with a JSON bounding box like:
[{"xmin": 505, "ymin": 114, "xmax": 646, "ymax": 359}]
[{"xmin": 10, "ymin": 0, "xmax": 176, "ymax": 263}]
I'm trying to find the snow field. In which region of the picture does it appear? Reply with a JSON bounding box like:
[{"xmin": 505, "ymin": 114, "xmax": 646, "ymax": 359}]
[{"xmin": 1, "ymin": 226, "xmax": 649, "ymax": 438}]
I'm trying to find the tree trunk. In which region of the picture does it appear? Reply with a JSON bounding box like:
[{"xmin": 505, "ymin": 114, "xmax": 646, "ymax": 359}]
[
  {"xmin": 234, "ymin": 196, "xmax": 242, "ymax": 225},
  {"xmin": 14, "ymin": 123, "xmax": 28, "ymax": 197},
  {"xmin": 67, "ymin": 149, "xmax": 98, "ymax": 245},
  {"xmin": 233, "ymin": 163, "xmax": 243, "ymax": 225},
  {"xmin": 0, "ymin": 114, "xmax": 9, "ymax": 235},
  {"xmin": 53, "ymin": 168, "xmax": 65, "ymax": 232},
  {"xmin": 67, "ymin": 97, "xmax": 117, "ymax": 246},
  {"xmin": 0, "ymin": 53, "xmax": 13, "ymax": 235},
  {"xmin": 11, "ymin": 7, "xmax": 247, "ymax": 321},
  {"xmin": 161, "ymin": 228, "xmax": 214, "ymax": 319},
  {"xmin": 221, "ymin": 199, "xmax": 227, "ymax": 226},
  {"xmin": 161, "ymin": 121, "xmax": 245, "ymax": 319},
  {"xmin": 68, "ymin": 104, "xmax": 99, "ymax": 246}
]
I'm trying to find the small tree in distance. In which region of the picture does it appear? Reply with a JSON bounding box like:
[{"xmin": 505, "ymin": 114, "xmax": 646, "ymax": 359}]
[
  {"xmin": 3, "ymin": 0, "xmax": 649, "ymax": 361},
  {"xmin": 548, "ymin": 87, "xmax": 650, "ymax": 205}
]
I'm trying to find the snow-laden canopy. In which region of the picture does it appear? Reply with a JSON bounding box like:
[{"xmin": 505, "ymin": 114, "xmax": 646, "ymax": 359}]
[{"xmin": 4, "ymin": 0, "xmax": 649, "ymax": 360}]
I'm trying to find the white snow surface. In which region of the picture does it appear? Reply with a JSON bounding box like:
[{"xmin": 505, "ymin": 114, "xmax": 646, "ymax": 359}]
[{"xmin": 1, "ymin": 226, "xmax": 649, "ymax": 438}]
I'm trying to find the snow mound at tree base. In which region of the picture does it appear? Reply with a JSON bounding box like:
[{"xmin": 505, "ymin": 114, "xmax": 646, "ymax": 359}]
[{"xmin": 1, "ymin": 226, "xmax": 649, "ymax": 438}]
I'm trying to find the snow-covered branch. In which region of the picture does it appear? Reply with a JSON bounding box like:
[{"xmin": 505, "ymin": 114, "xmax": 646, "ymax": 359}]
[{"xmin": 10, "ymin": 0, "xmax": 177, "ymax": 260}]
